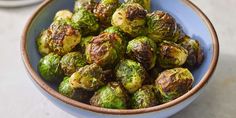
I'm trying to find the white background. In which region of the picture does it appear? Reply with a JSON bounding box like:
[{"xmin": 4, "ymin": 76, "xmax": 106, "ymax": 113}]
[{"xmin": 0, "ymin": 0, "xmax": 235, "ymax": 118}]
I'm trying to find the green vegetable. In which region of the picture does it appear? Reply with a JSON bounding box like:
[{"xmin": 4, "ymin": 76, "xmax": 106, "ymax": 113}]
[
  {"xmin": 158, "ymin": 41, "xmax": 188, "ymax": 68},
  {"xmin": 58, "ymin": 77, "xmax": 93, "ymax": 102},
  {"xmin": 147, "ymin": 11, "xmax": 183, "ymax": 42},
  {"xmin": 69, "ymin": 63, "xmax": 105, "ymax": 91},
  {"xmin": 71, "ymin": 8, "xmax": 99, "ymax": 36},
  {"xmin": 124, "ymin": 0, "xmax": 151, "ymax": 11},
  {"xmin": 94, "ymin": 0, "xmax": 120, "ymax": 27},
  {"xmin": 54, "ymin": 10, "xmax": 73, "ymax": 21},
  {"xmin": 74, "ymin": 0, "xmax": 97, "ymax": 13},
  {"xmin": 111, "ymin": 3, "xmax": 147, "ymax": 37},
  {"xmin": 155, "ymin": 68, "xmax": 194, "ymax": 103},
  {"xmin": 131, "ymin": 85, "xmax": 158, "ymax": 109},
  {"xmin": 85, "ymin": 32, "xmax": 124, "ymax": 68},
  {"xmin": 60, "ymin": 52, "xmax": 86, "ymax": 76},
  {"xmin": 48, "ymin": 20, "xmax": 81, "ymax": 56},
  {"xmin": 90, "ymin": 82, "xmax": 128, "ymax": 109},
  {"xmin": 179, "ymin": 36, "xmax": 204, "ymax": 68},
  {"xmin": 37, "ymin": 29, "xmax": 52, "ymax": 56},
  {"xmin": 38, "ymin": 53, "xmax": 63, "ymax": 82},
  {"xmin": 115, "ymin": 59, "xmax": 146, "ymax": 93},
  {"xmin": 126, "ymin": 36, "xmax": 157, "ymax": 70}
]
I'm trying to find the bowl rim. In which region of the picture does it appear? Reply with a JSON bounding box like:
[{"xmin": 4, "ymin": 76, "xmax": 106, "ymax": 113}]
[{"xmin": 21, "ymin": 0, "xmax": 219, "ymax": 115}]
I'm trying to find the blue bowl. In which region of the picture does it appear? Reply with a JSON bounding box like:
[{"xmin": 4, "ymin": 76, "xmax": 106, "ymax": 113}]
[{"xmin": 21, "ymin": 0, "xmax": 219, "ymax": 117}]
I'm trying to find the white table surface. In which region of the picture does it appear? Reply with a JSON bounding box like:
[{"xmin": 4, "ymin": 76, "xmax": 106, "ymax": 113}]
[{"xmin": 0, "ymin": 0, "xmax": 235, "ymax": 118}]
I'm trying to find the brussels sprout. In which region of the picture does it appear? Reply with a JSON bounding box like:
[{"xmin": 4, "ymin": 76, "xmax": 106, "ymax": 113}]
[
  {"xmin": 94, "ymin": 0, "xmax": 120, "ymax": 27},
  {"xmin": 158, "ymin": 41, "xmax": 188, "ymax": 68},
  {"xmin": 60, "ymin": 52, "xmax": 86, "ymax": 76},
  {"xmin": 74, "ymin": 0, "xmax": 97, "ymax": 13},
  {"xmin": 131, "ymin": 85, "xmax": 158, "ymax": 109},
  {"xmin": 179, "ymin": 36, "xmax": 204, "ymax": 68},
  {"xmin": 71, "ymin": 8, "xmax": 99, "ymax": 36},
  {"xmin": 124, "ymin": 0, "xmax": 151, "ymax": 12},
  {"xmin": 111, "ymin": 3, "xmax": 147, "ymax": 37},
  {"xmin": 147, "ymin": 11, "xmax": 183, "ymax": 43},
  {"xmin": 54, "ymin": 10, "xmax": 73, "ymax": 21},
  {"xmin": 126, "ymin": 36, "xmax": 157, "ymax": 70},
  {"xmin": 37, "ymin": 30, "xmax": 52, "ymax": 56},
  {"xmin": 90, "ymin": 82, "xmax": 128, "ymax": 109},
  {"xmin": 115, "ymin": 59, "xmax": 146, "ymax": 93},
  {"xmin": 58, "ymin": 77, "xmax": 93, "ymax": 102},
  {"xmin": 69, "ymin": 63, "xmax": 105, "ymax": 91},
  {"xmin": 155, "ymin": 68, "xmax": 194, "ymax": 103},
  {"xmin": 48, "ymin": 20, "xmax": 81, "ymax": 56},
  {"xmin": 38, "ymin": 53, "xmax": 63, "ymax": 82},
  {"xmin": 85, "ymin": 32, "xmax": 124, "ymax": 68}
]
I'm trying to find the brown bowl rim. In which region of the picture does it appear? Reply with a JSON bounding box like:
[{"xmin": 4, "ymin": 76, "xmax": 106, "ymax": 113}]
[{"xmin": 21, "ymin": 0, "xmax": 219, "ymax": 115}]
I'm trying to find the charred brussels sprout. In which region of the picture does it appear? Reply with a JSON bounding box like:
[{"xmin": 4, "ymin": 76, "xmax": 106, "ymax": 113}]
[
  {"xmin": 38, "ymin": 53, "xmax": 63, "ymax": 82},
  {"xmin": 131, "ymin": 85, "xmax": 158, "ymax": 109},
  {"xmin": 126, "ymin": 36, "xmax": 157, "ymax": 70},
  {"xmin": 85, "ymin": 32, "xmax": 124, "ymax": 68},
  {"xmin": 179, "ymin": 36, "xmax": 204, "ymax": 68},
  {"xmin": 60, "ymin": 52, "xmax": 86, "ymax": 76},
  {"xmin": 115, "ymin": 59, "xmax": 146, "ymax": 93},
  {"xmin": 54, "ymin": 10, "xmax": 73, "ymax": 21},
  {"xmin": 69, "ymin": 64, "xmax": 105, "ymax": 91},
  {"xmin": 147, "ymin": 11, "xmax": 183, "ymax": 42},
  {"xmin": 111, "ymin": 3, "xmax": 147, "ymax": 37},
  {"xmin": 71, "ymin": 8, "xmax": 99, "ymax": 36},
  {"xmin": 158, "ymin": 41, "xmax": 188, "ymax": 68},
  {"xmin": 124, "ymin": 0, "xmax": 151, "ymax": 12},
  {"xmin": 155, "ymin": 68, "xmax": 194, "ymax": 103},
  {"xmin": 37, "ymin": 30, "xmax": 52, "ymax": 56},
  {"xmin": 94, "ymin": 0, "xmax": 120, "ymax": 27},
  {"xmin": 90, "ymin": 82, "xmax": 128, "ymax": 109},
  {"xmin": 48, "ymin": 20, "xmax": 81, "ymax": 56},
  {"xmin": 58, "ymin": 77, "xmax": 92, "ymax": 102},
  {"xmin": 74, "ymin": 0, "xmax": 97, "ymax": 13}
]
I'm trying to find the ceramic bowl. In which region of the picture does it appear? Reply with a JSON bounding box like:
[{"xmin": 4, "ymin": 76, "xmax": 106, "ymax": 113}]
[{"xmin": 21, "ymin": 0, "xmax": 219, "ymax": 118}]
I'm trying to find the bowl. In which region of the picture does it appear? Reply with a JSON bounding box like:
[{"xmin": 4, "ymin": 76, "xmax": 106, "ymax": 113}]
[{"xmin": 21, "ymin": 0, "xmax": 219, "ymax": 118}]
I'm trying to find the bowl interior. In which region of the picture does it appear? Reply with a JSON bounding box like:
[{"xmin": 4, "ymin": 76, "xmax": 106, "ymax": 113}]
[{"xmin": 24, "ymin": 0, "xmax": 215, "ymax": 111}]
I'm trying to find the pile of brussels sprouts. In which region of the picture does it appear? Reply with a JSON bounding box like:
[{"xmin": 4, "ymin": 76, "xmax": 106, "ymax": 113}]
[{"xmin": 37, "ymin": 0, "xmax": 204, "ymax": 109}]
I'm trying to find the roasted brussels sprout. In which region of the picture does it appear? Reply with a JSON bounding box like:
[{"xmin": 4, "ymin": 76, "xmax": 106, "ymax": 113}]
[
  {"xmin": 179, "ymin": 36, "xmax": 204, "ymax": 68},
  {"xmin": 155, "ymin": 68, "xmax": 194, "ymax": 103},
  {"xmin": 37, "ymin": 29, "xmax": 52, "ymax": 56},
  {"xmin": 94, "ymin": 0, "xmax": 120, "ymax": 27},
  {"xmin": 58, "ymin": 77, "xmax": 93, "ymax": 102},
  {"xmin": 69, "ymin": 63, "xmax": 105, "ymax": 91},
  {"xmin": 74, "ymin": 0, "xmax": 97, "ymax": 13},
  {"xmin": 147, "ymin": 11, "xmax": 183, "ymax": 43},
  {"xmin": 126, "ymin": 36, "xmax": 157, "ymax": 70},
  {"xmin": 48, "ymin": 20, "xmax": 81, "ymax": 56},
  {"xmin": 131, "ymin": 85, "xmax": 158, "ymax": 109},
  {"xmin": 158, "ymin": 41, "xmax": 188, "ymax": 68},
  {"xmin": 115, "ymin": 59, "xmax": 146, "ymax": 93},
  {"xmin": 71, "ymin": 8, "xmax": 99, "ymax": 36},
  {"xmin": 124, "ymin": 0, "xmax": 151, "ymax": 11},
  {"xmin": 54, "ymin": 10, "xmax": 73, "ymax": 21},
  {"xmin": 60, "ymin": 52, "xmax": 86, "ymax": 76},
  {"xmin": 85, "ymin": 32, "xmax": 124, "ymax": 68},
  {"xmin": 90, "ymin": 82, "xmax": 128, "ymax": 109},
  {"xmin": 111, "ymin": 3, "xmax": 147, "ymax": 37},
  {"xmin": 38, "ymin": 53, "xmax": 63, "ymax": 82}
]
